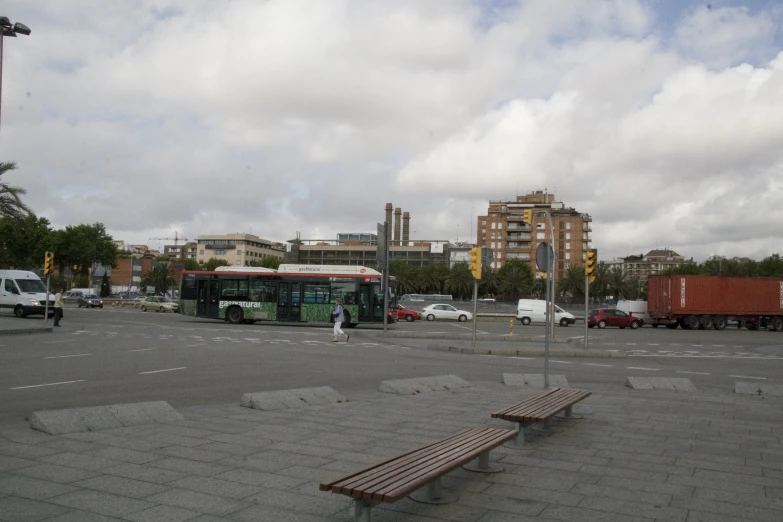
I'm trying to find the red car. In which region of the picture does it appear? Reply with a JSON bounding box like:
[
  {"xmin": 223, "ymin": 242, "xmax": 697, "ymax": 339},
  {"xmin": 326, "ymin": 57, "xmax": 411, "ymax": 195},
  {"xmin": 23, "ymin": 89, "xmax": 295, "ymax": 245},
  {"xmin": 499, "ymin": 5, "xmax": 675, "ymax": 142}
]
[
  {"xmin": 393, "ymin": 305, "xmax": 421, "ymax": 322},
  {"xmin": 588, "ymin": 308, "xmax": 642, "ymax": 329}
]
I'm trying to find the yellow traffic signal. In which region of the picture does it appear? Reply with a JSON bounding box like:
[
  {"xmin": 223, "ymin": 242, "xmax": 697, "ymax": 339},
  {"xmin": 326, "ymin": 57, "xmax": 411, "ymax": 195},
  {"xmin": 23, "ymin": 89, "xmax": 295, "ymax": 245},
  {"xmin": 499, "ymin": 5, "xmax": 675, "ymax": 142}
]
[
  {"xmin": 44, "ymin": 251, "xmax": 55, "ymax": 275},
  {"xmin": 468, "ymin": 247, "xmax": 482, "ymax": 280},
  {"xmin": 585, "ymin": 249, "xmax": 597, "ymax": 284},
  {"xmin": 522, "ymin": 208, "xmax": 533, "ymax": 224}
]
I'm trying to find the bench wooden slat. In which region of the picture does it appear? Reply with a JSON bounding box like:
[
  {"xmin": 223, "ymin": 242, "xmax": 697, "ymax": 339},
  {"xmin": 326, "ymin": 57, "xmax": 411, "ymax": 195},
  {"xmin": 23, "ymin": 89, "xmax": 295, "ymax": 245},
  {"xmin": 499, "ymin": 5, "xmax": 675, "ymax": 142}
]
[
  {"xmin": 321, "ymin": 428, "xmax": 485, "ymax": 493},
  {"xmin": 371, "ymin": 428, "xmax": 515, "ymax": 502},
  {"xmin": 320, "ymin": 427, "xmax": 515, "ymax": 503},
  {"xmin": 491, "ymin": 388, "xmax": 591, "ymax": 423}
]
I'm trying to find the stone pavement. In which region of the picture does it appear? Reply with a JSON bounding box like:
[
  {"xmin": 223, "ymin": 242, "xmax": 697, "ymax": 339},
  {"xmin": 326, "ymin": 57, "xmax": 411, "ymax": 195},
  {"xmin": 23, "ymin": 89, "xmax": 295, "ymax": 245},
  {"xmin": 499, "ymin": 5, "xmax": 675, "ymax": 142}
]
[{"xmin": 1, "ymin": 380, "xmax": 782, "ymax": 521}]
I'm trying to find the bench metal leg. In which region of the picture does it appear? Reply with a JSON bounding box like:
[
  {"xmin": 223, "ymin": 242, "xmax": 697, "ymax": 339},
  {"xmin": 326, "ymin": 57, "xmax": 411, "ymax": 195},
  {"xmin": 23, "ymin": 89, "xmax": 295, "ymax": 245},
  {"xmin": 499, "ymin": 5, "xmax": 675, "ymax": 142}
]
[
  {"xmin": 504, "ymin": 421, "xmax": 528, "ymax": 448},
  {"xmin": 532, "ymin": 417, "xmax": 553, "ymax": 435},
  {"xmin": 409, "ymin": 477, "xmax": 458, "ymax": 504},
  {"xmin": 352, "ymin": 499, "xmax": 373, "ymax": 522},
  {"xmin": 562, "ymin": 405, "xmax": 583, "ymax": 420},
  {"xmin": 463, "ymin": 450, "xmax": 504, "ymax": 473}
]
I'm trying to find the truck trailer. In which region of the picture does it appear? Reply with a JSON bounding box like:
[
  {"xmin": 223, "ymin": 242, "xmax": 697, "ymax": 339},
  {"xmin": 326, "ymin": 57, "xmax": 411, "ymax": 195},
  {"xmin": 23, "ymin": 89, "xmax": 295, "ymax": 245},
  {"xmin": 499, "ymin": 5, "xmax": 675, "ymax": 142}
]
[{"xmin": 648, "ymin": 275, "xmax": 783, "ymax": 331}]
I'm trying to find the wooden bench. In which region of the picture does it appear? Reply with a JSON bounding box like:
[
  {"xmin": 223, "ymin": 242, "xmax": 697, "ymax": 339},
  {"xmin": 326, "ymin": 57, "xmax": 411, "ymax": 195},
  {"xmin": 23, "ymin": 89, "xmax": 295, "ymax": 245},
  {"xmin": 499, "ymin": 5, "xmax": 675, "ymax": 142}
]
[
  {"xmin": 320, "ymin": 427, "xmax": 516, "ymax": 521},
  {"xmin": 491, "ymin": 387, "xmax": 591, "ymax": 446}
]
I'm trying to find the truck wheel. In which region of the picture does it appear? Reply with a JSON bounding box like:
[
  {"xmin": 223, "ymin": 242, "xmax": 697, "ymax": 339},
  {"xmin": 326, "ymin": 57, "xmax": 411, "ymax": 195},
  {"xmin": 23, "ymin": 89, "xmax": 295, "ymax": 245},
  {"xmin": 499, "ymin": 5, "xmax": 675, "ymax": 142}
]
[
  {"xmin": 713, "ymin": 316, "xmax": 727, "ymax": 330},
  {"xmin": 700, "ymin": 315, "xmax": 713, "ymax": 330},
  {"xmin": 226, "ymin": 306, "xmax": 243, "ymax": 324},
  {"xmin": 685, "ymin": 315, "xmax": 700, "ymax": 330},
  {"xmin": 520, "ymin": 317, "xmax": 531, "ymax": 325},
  {"xmin": 773, "ymin": 318, "xmax": 783, "ymax": 332}
]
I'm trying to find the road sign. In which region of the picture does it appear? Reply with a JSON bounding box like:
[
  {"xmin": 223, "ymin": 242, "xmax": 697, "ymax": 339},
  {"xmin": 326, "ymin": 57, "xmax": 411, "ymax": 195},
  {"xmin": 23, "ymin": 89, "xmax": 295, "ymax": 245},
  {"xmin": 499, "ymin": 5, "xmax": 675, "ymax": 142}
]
[
  {"xmin": 481, "ymin": 247, "xmax": 493, "ymax": 266},
  {"xmin": 536, "ymin": 242, "xmax": 554, "ymax": 272}
]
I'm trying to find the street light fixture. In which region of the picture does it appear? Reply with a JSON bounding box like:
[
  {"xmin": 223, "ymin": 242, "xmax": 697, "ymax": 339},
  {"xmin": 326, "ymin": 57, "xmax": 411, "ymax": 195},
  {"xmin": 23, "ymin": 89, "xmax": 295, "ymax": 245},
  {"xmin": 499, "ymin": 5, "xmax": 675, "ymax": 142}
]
[{"xmin": 0, "ymin": 16, "xmax": 32, "ymax": 134}]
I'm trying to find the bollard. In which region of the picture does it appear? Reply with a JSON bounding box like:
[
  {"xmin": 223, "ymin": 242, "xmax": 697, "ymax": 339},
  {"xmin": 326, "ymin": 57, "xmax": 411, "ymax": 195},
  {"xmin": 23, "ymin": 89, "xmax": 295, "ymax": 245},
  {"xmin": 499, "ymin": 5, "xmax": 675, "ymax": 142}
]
[{"xmin": 509, "ymin": 319, "xmax": 514, "ymax": 338}]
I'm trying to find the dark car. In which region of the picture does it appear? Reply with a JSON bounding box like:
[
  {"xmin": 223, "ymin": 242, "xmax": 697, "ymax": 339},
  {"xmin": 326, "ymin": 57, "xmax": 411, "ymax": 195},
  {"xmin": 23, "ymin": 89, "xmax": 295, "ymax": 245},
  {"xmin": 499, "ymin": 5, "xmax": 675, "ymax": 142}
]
[
  {"xmin": 77, "ymin": 294, "xmax": 103, "ymax": 309},
  {"xmin": 588, "ymin": 308, "xmax": 641, "ymax": 329},
  {"xmin": 393, "ymin": 305, "xmax": 421, "ymax": 322}
]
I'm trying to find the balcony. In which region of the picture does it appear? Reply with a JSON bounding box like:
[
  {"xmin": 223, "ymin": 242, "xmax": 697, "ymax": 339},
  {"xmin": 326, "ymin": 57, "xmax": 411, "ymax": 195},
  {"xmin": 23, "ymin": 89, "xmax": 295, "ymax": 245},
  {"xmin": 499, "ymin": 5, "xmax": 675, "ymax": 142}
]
[
  {"xmin": 506, "ymin": 233, "xmax": 531, "ymax": 240},
  {"xmin": 506, "ymin": 223, "xmax": 532, "ymax": 230}
]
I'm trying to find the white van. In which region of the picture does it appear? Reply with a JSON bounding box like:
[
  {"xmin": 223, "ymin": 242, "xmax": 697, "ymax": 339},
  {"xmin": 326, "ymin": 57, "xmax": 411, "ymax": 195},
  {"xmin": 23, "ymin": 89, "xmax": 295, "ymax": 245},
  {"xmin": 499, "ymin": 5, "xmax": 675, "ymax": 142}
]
[
  {"xmin": 0, "ymin": 270, "xmax": 54, "ymax": 318},
  {"xmin": 616, "ymin": 300, "xmax": 649, "ymax": 325},
  {"xmin": 516, "ymin": 299, "xmax": 576, "ymax": 327}
]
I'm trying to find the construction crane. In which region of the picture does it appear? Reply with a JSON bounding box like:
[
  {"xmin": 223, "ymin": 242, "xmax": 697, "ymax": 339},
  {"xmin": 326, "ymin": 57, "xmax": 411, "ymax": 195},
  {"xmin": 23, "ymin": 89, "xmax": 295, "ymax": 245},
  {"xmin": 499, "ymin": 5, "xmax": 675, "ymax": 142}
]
[{"xmin": 148, "ymin": 231, "xmax": 190, "ymax": 254}]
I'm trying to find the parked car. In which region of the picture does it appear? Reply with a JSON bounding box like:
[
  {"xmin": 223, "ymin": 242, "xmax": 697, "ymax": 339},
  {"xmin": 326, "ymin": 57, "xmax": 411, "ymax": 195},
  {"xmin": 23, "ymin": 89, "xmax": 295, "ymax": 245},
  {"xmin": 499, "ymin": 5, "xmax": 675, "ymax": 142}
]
[
  {"xmin": 140, "ymin": 296, "xmax": 179, "ymax": 313},
  {"xmin": 588, "ymin": 308, "xmax": 641, "ymax": 329},
  {"xmin": 421, "ymin": 304, "xmax": 473, "ymax": 322},
  {"xmin": 77, "ymin": 294, "xmax": 103, "ymax": 308},
  {"xmin": 392, "ymin": 305, "xmax": 421, "ymax": 322}
]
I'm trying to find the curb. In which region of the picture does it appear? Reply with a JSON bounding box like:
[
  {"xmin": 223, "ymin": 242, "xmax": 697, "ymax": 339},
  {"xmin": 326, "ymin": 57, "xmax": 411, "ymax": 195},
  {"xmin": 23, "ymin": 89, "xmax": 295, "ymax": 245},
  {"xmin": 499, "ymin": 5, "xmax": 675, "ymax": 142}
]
[
  {"xmin": 379, "ymin": 332, "xmax": 573, "ymax": 344},
  {"xmin": 426, "ymin": 344, "xmax": 626, "ymax": 358},
  {"xmin": 0, "ymin": 326, "xmax": 53, "ymax": 335}
]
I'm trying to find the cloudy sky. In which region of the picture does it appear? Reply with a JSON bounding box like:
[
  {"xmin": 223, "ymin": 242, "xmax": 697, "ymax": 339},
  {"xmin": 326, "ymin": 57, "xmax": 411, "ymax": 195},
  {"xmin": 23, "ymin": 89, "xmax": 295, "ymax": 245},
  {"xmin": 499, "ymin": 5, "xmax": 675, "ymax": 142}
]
[{"xmin": 1, "ymin": 0, "xmax": 782, "ymax": 262}]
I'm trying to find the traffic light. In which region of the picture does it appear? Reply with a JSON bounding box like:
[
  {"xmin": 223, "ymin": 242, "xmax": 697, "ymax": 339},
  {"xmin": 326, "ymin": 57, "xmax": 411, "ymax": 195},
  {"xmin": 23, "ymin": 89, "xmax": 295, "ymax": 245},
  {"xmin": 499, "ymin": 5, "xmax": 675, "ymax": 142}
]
[
  {"xmin": 585, "ymin": 249, "xmax": 597, "ymax": 284},
  {"xmin": 44, "ymin": 251, "xmax": 54, "ymax": 275},
  {"xmin": 468, "ymin": 247, "xmax": 482, "ymax": 280},
  {"xmin": 522, "ymin": 208, "xmax": 533, "ymax": 224}
]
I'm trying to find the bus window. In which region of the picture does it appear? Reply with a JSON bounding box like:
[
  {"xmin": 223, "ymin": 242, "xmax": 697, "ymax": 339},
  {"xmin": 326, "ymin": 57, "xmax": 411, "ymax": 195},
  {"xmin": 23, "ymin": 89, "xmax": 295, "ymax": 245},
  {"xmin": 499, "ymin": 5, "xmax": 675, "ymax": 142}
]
[
  {"xmin": 250, "ymin": 279, "xmax": 277, "ymax": 302},
  {"xmin": 330, "ymin": 282, "xmax": 357, "ymax": 305},
  {"xmin": 304, "ymin": 284, "xmax": 330, "ymax": 304},
  {"xmin": 221, "ymin": 279, "xmax": 249, "ymax": 300}
]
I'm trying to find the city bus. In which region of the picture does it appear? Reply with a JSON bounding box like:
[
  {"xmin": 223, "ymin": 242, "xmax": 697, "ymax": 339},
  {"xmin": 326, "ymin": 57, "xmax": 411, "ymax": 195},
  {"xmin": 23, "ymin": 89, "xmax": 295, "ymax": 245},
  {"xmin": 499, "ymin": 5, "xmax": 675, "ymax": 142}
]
[{"xmin": 178, "ymin": 264, "xmax": 396, "ymax": 327}]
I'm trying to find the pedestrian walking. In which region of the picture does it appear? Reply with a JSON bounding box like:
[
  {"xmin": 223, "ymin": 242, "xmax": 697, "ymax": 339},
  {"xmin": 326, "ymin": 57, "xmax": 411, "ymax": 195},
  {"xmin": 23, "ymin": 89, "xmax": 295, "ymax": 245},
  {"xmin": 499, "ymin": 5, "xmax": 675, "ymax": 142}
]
[
  {"xmin": 331, "ymin": 297, "xmax": 349, "ymax": 343},
  {"xmin": 53, "ymin": 287, "xmax": 64, "ymax": 327}
]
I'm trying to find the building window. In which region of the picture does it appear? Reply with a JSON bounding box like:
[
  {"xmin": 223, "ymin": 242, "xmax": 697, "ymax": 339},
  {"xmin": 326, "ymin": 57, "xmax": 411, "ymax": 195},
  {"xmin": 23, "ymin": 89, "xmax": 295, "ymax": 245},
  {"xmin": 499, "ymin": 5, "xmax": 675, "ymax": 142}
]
[
  {"xmin": 566, "ymin": 242, "xmax": 570, "ymax": 250},
  {"xmin": 536, "ymin": 223, "xmax": 545, "ymax": 230},
  {"xmin": 199, "ymin": 250, "xmax": 204, "ymax": 255},
  {"xmin": 565, "ymin": 252, "xmax": 571, "ymax": 260},
  {"xmin": 491, "ymin": 223, "xmax": 496, "ymax": 229},
  {"xmin": 491, "ymin": 242, "xmax": 496, "ymax": 249},
  {"xmin": 236, "ymin": 250, "xmax": 242, "ymax": 255},
  {"xmin": 482, "ymin": 220, "xmax": 486, "ymax": 225},
  {"xmin": 566, "ymin": 233, "xmax": 571, "ymax": 240},
  {"xmin": 497, "ymin": 223, "xmax": 502, "ymax": 230},
  {"xmin": 566, "ymin": 223, "xmax": 571, "ymax": 230},
  {"xmin": 536, "ymin": 232, "xmax": 545, "ymax": 240}
]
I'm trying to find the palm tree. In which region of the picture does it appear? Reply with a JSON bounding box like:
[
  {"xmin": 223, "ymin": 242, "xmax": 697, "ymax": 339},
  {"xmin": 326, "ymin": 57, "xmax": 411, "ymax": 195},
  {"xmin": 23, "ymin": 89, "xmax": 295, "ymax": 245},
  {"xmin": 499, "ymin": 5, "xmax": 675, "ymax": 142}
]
[
  {"xmin": 444, "ymin": 262, "xmax": 473, "ymax": 299},
  {"xmin": 389, "ymin": 260, "xmax": 420, "ymax": 295},
  {"xmin": 606, "ymin": 266, "xmax": 635, "ymax": 300},
  {"xmin": 417, "ymin": 264, "xmax": 449, "ymax": 294},
  {"xmin": 497, "ymin": 261, "xmax": 534, "ymax": 299},
  {"xmin": 140, "ymin": 263, "xmax": 176, "ymax": 295},
  {"xmin": 590, "ymin": 263, "xmax": 612, "ymax": 302},
  {"xmin": 558, "ymin": 264, "xmax": 585, "ymax": 298},
  {"xmin": 478, "ymin": 266, "xmax": 501, "ymax": 298},
  {"xmin": 0, "ymin": 162, "xmax": 31, "ymax": 220}
]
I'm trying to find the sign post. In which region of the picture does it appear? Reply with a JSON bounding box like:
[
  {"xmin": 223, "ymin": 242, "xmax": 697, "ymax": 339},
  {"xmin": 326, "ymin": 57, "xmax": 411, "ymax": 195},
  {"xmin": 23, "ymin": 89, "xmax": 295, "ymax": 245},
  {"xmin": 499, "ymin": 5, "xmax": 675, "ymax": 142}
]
[
  {"xmin": 43, "ymin": 251, "xmax": 54, "ymax": 326},
  {"xmin": 377, "ymin": 222, "xmax": 389, "ymax": 332},
  {"xmin": 536, "ymin": 242, "xmax": 554, "ymax": 388},
  {"xmin": 584, "ymin": 273, "xmax": 589, "ymax": 350}
]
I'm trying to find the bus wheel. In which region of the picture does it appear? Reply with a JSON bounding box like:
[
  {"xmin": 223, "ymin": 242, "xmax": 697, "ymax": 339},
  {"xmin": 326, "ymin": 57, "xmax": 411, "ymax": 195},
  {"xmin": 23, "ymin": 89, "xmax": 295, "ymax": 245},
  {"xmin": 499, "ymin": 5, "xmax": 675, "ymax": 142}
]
[{"xmin": 226, "ymin": 307, "xmax": 243, "ymax": 324}]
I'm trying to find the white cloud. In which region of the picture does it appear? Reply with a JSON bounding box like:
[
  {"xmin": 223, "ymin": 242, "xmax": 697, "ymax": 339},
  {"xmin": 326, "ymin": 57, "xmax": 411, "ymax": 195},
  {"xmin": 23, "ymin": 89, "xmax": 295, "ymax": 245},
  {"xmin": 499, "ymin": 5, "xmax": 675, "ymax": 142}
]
[{"xmin": 1, "ymin": 0, "xmax": 782, "ymax": 263}]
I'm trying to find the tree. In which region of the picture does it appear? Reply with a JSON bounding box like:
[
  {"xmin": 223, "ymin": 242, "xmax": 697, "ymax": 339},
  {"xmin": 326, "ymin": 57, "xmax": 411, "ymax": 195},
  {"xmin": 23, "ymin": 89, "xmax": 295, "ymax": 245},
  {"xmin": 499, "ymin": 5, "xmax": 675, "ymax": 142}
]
[
  {"xmin": 0, "ymin": 162, "xmax": 31, "ymax": 220},
  {"xmin": 558, "ymin": 264, "xmax": 585, "ymax": 298},
  {"xmin": 444, "ymin": 262, "xmax": 473, "ymax": 299},
  {"xmin": 478, "ymin": 266, "xmax": 501, "ymax": 297},
  {"xmin": 665, "ymin": 261, "xmax": 700, "ymax": 275},
  {"xmin": 50, "ymin": 223, "xmax": 119, "ymax": 276},
  {"xmin": 182, "ymin": 259, "xmax": 200, "ymax": 271},
  {"xmin": 202, "ymin": 258, "xmax": 230, "ymax": 271},
  {"xmin": 0, "ymin": 214, "xmax": 53, "ymax": 269},
  {"xmin": 759, "ymin": 253, "xmax": 783, "ymax": 278},
  {"xmin": 389, "ymin": 260, "xmax": 420, "ymax": 295},
  {"xmin": 589, "ymin": 263, "xmax": 612, "ymax": 302},
  {"xmin": 140, "ymin": 263, "xmax": 176, "ymax": 295},
  {"xmin": 417, "ymin": 264, "xmax": 449, "ymax": 294},
  {"xmin": 606, "ymin": 266, "xmax": 636, "ymax": 300},
  {"xmin": 497, "ymin": 260, "xmax": 534, "ymax": 298},
  {"xmin": 259, "ymin": 255, "xmax": 282, "ymax": 270}
]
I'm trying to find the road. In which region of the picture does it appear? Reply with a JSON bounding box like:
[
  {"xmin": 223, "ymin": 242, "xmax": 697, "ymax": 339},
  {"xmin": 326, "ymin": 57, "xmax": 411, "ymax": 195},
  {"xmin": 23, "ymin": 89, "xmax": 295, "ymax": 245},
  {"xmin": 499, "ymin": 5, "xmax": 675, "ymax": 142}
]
[{"xmin": 1, "ymin": 307, "xmax": 781, "ymax": 427}]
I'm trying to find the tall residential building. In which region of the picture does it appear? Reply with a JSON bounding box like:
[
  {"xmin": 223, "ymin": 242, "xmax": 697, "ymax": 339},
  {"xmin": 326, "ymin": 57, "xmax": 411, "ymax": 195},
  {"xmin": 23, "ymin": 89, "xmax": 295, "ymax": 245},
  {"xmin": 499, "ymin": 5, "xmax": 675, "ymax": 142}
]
[
  {"xmin": 477, "ymin": 191, "xmax": 592, "ymax": 279},
  {"xmin": 604, "ymin": 249, "xmax": 684, "ymax": 279},
  {"xmin": 196, "ymin": 234, "xmax": 284, "ymax": 266}
]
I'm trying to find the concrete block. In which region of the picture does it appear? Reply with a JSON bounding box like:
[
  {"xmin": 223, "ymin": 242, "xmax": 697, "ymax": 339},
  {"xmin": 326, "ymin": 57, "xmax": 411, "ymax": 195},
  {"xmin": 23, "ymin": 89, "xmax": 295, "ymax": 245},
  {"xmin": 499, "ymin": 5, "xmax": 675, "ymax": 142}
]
[
  {"xmin": 30, "ymin": 402, "xmax": 183, "ymax": 435},
  {"xmin": 735, "ymin": 382, "xmax": 783, "ymax": 397},
  {"xmin": 379, "ymin": 375, "xmax": 470, "ymax": 395},
  {"xmin": 503, "ymin": 373, "xmax": 569, "ymax": 388},
  {"xmin": 626, "ymin": 377, "xmax": 696, "ymax": 392},
  {"xmin": 240, "ymin": 387, "xmax": 347, "ymax": 411}
]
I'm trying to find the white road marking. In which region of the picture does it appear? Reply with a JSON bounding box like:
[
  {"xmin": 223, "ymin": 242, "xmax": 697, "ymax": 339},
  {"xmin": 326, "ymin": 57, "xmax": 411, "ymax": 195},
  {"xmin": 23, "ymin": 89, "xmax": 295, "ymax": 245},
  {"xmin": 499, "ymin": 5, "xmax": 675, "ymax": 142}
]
[
  {"xmin": 627, "ymin": 366, "xmax": 660, "ymax": 371},
  {"xmin": 691, "ymin": 344, "xmax": 703, "ymax": 347},
  {"xmin": 44, "ymin": 354, "xmax": 90, "ymax": 359},
  {"xmin": 185, "ymin": 344, "xmax": 206, "ymax": 347},
  {"xmin": 584, "ymin": 363, "xmax": 613, "ymax": 367},
  {"xmin": 510, "ymin": 357, "xmax": 533, "ymax": 360},
  {"xmin": 625, "ymin": 343, "xmax": 638, "ymax": 346},
  {"xmin": 479, "ymin": 354, "xmax": 496, "ymax": 358},
  {"xmin": 130, "ymin": 348, "xmax": 157, "ymax": 352},
  {"xmin": 11, "ymin": 380, "xmax": 85, "ymax": 390},
  {"xmin": 677, "ymin": 371, "xmax": 711, "ymax": 375},
  {"xmin": 736, "ymin": 352, "xmax": 751, "ymax": 355},
  {"xmin": 729, "ymin": 375, "xmax": 766, "ymax": 380},
  {"xmin": 648, "ymin": 343, "xmax": 660, "ymax": 346},
  {"xmin": 550, "ymin": 360, "xmax": 572, "ymax": 364},
  {"xmin": 44, "ymin": 340, "xmax": 77, "ymax": 344},
  {"xmin": 605, "ymin": 350, "xmax": 620, "ymax": 352},
  {"xmin": 139, "ymin": 367, "xmax": 186, "ymax": 375}
]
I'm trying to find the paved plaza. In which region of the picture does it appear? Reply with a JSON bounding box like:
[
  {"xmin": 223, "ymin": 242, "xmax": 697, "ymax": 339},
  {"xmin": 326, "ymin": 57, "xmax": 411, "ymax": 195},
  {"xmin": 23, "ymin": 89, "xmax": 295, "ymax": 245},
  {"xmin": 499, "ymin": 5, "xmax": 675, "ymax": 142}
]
[{"xmin": 1, "ymin": 377, "xmax": 782, "ymax": 521}]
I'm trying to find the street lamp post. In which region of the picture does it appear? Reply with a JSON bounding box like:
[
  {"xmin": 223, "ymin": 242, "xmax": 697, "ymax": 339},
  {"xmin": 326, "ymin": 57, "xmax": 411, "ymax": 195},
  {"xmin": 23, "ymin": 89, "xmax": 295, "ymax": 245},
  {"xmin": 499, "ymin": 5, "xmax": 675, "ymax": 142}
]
[{"xmin": 0, "ymin": 16, "xmax": 31, "ymax": 134}]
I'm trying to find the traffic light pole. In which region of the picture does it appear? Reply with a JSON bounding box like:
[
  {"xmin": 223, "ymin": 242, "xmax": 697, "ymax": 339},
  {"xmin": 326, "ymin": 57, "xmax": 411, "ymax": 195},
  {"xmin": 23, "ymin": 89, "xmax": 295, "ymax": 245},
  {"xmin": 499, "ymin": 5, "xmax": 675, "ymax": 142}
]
[
  {"xmin": 544, "ymin": 251, "xmax": 551, "ymax": 389},
  {"xmin": 44, "ymin": 275, "xmax": 50, "ymax": 326},
  {"xmin": 584, "ymin": 274, "xmax": 589, "ymax": 350},
  {"xmin": 471, "ymin": 279, "xmax": 477, "ymax": 348}
]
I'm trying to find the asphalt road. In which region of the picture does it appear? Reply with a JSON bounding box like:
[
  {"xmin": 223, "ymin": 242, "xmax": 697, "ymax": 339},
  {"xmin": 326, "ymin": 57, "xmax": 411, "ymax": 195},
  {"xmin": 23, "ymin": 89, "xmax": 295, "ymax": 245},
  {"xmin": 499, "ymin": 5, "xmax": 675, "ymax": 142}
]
[{"xmin": 1, "ymin": 307, "xmax": 781, "ymax": 428}]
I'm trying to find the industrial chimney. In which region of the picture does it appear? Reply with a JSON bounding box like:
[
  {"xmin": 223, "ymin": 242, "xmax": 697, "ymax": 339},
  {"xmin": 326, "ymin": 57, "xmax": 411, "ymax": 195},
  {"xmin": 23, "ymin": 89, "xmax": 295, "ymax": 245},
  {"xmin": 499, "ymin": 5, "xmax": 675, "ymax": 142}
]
[
  {"xmin": 394, "ymin": 208, "xmax": 401, "ymax": 244},
  {"xmin": 402, "ymin": 212, "xmax": 410, "ymax": 244},
  {"xmin": 385, "ymin": 203, "xmax": 393, "ymax": 232}
]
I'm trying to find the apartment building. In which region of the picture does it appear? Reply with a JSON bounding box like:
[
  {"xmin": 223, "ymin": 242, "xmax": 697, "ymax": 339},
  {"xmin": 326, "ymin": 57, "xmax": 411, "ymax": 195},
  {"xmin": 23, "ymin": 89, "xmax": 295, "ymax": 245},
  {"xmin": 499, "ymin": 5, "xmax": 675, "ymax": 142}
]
[
  {"xmin": 604, "ymin": 249, "xmax": 684, "ymax": 278},
  {"xmin": 477, "ymin": 191, "xmax": 592, "ymax": 279},
  {"xmin": 196, "ymin": 234, "xmax": 284, "ymax": 266},
  {"xmin": 284, "ymin": 237, "xmax": 452, "ymax": 268}
]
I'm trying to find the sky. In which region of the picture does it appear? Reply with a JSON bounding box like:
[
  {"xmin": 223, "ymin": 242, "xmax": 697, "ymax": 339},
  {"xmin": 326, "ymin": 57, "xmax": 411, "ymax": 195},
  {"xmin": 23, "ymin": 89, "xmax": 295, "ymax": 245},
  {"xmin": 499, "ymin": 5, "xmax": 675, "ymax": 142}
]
[{"xmin": 1, "ymin": 0, "xmax": 782, "ymax": 262}]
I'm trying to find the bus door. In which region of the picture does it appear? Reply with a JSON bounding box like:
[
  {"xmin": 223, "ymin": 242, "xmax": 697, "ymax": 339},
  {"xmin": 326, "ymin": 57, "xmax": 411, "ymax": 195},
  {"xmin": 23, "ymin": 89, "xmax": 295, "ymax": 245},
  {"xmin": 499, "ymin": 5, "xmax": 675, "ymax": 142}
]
[
  {"xmin": 197, "ymin": 279, "xmax": 220, "ymax": 319},
  {"xmin": 358, "ymin": 284, "xmax": 372, "ymax": 322},
  {"xmin": 277, "ymin": 282, "xmax": 302, "ymax": 321}
]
